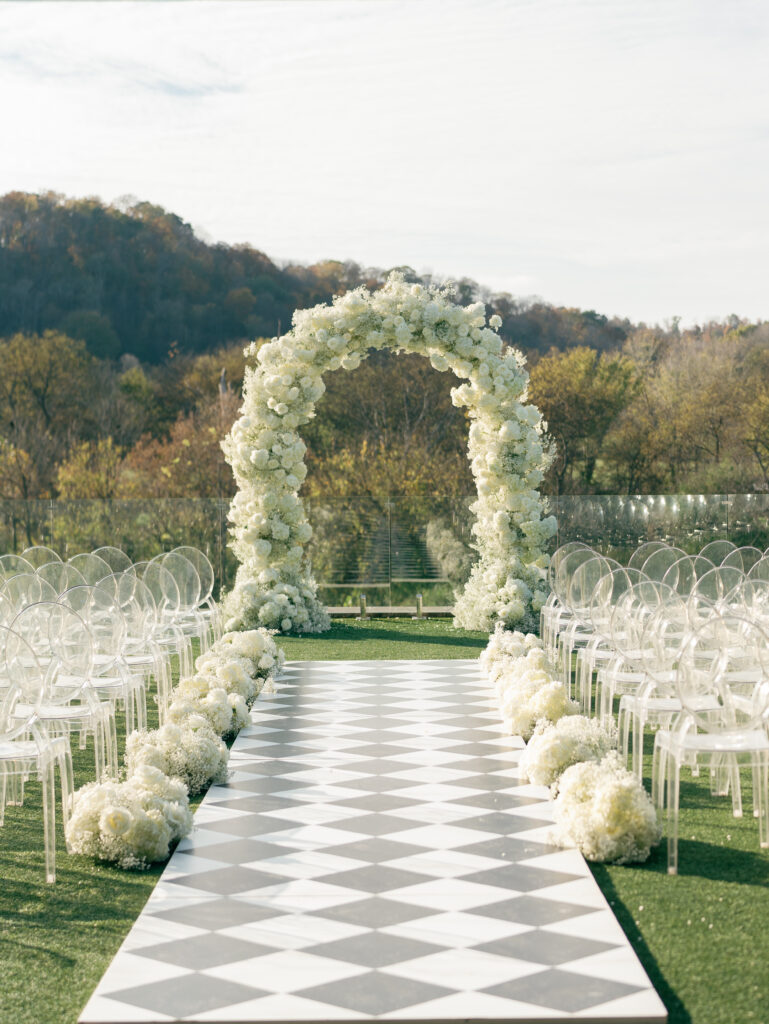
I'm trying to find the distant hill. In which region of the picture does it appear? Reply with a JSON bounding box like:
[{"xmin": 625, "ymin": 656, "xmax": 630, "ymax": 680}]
[{"xmin": 0, "ymin": 190, "xmax": 633, "ymax": 362}]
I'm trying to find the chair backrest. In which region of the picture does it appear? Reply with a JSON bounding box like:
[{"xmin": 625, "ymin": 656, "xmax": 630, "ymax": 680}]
[
  {"xmin": 0, "ymin": 573, "xmax": 58, "ymax": 615},
  {"xmin": 152, "ymin": 551, "xmax": 201, "ymax": 611},
  {"xmin": 92, "ymin": 546, "xmax": 134, "ymax": 574},
  {"xmin": 698, "ymin": 539, "xmax": 737, "ymax": 564},
  {"xmin": 20, "ymin": 545, "xmax": 62, "ymax": 568},
  {"xmin": 721, "ymin": 545, "xmax": 763, "ymax": 574},
  {"xmin": 638, "ymin": 596, "xmax": 690, "ymax": 692},
  {"xmin": 0, "ymin": 553, "xmax": 34, "ymax": 581},
  {"xmin": 725, "ymin": 577, "xmax": 769, "ymax": 633},
  {"xmin": 628, "ymin": 540, "xmax": 669, "ymax": 571},
  {"xmin": 676, "ymin": 614, "xmax": 769, "ymax": 733},
  {"xmin": 567, "ymin": 555, "xmax": 621, "ymax": 620},
  {"xmin": 58, "ymin": 585, "xmax": 125, "ymax": 672},
  {"xmin": 141, "ymin": 561, "xmax": 181, "ymax": 616},
  {"xmin": 0, "ymin": 624, "xmax": 45, "ymax": 739},
  {"xmin": 547, "ymin": 542, "xmax": 589, "ymax": 590},
  {"xmin": 36, "ymin": 561, "xmax": 87, "ymax": 596},
  {"xmin": 172, "ymin": 546, "xmax": 215, "ymax": 604},
  {"xmin": 10, "ymin": 602, "xmax": 94, "ymax": 703},
  {"xmin": 689, "ymin": 565, "xmax": 744, "ymax": 611},
  {"xmin": 553, "ymin": 547, "xmax": 598, "ymax": 604},
  {"xmin": 589, "ymin": 567, "xmax": 645, "ymax": 640},
  {"xmin": 747, "ymin": 555, "xmax": 769, "ymax": 583},
  {"xmin": 68, "ymin": 552, "xmax": 112, "ymax": 585},
  {"xmin": 641, "ymin": 546, "xmax": 687, "ymax": 583},
  {"xmin": 95, "ymin": 572, "xmax": 153, "ymax": 642},
  {"xmin": 661, "ymin": 554, "xmax": 715, "ymax": 596}
]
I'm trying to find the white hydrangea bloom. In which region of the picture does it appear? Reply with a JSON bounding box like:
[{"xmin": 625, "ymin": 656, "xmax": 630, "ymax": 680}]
[
  {"xmin": 551, "ymin": 752, "xmax": 662, "ymax": 863},
  {"xmin": 520, "ymin": 715, "xmax": 617, "ymax": 787},
  {"xmin": 222, "ymin": 272, "xmax": 555, "ymax": 634}
]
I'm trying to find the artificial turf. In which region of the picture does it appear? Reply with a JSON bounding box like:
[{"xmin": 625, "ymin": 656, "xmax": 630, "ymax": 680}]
[{"xmin": 1, "ymin": 619, "xmax": 767, "ymax": 1024}]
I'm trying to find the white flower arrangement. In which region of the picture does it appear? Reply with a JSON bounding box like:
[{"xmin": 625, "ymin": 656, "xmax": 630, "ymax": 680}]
[
  {"xmin": 222, "ymin": 273, "xmax": 556, "ymax": 634},
  {"xmin": 125, "ymin": 717, "xmax": 229, "ymax": 795},
  {"xmin": 483, "ymin": 627, "xmax": 660, "ymax": 862},
  {"xmin": 483, "ymin": 631, "xmax": 578, "ymax": 741},
  {"xmin": 65, "ymin": 766, "xmax": 193, "ymax": 870},
  {"xmin": 551, "ymin": 752, "xmax": 662, "ymax": 863},
  {"xmin": 66, "ymin": 625, "xmax": 282, "ymax": 870},
  {"xmin": 520, "ymin": 715, "xmax": 616, "ymax": 787},
  {"xmin": 480, "ymin": 624, "xmax": 542, "ymax": 686}
]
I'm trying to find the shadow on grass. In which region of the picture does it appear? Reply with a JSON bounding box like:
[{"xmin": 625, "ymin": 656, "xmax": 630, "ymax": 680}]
[
  {"xmin": 310, "ymin": 623, "xmax": 487, "ymax": 651},
  {"xmin": 591, "ymin": 863, "xmax": 691, "ymax": 1024}
]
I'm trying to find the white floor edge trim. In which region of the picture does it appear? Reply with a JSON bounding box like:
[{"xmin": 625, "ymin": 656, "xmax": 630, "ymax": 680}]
[{"xmin": 79, "ymin": 659, "xmax": 667, "ymax": 1024}]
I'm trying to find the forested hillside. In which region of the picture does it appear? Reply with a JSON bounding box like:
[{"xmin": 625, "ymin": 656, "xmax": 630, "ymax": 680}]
[
  {"xmin": 0, "ymin": 191, "xmax": 631, "ymax": 363},
  {"xmin": 0, "ymin": 190, "xmax": 767, "ymax": 501}
]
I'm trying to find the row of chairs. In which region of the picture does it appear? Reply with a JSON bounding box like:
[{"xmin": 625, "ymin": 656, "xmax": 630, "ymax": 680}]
[
  {"xmin": 0, "ymin": 544, "xmax": 222, "ymax": 881},
  {"xmin": 541, "ymin": 539, "xmax": 769, "ymax": 873}
]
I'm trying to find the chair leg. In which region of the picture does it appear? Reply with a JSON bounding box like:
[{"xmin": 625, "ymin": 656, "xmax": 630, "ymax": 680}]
[
  {"xmin": 41, "ymin": 758, "xmax": 56, "ymax": 884},
  {"xmin": 667, "ymin": 760, "xmax": 681, "ymax": 875}
]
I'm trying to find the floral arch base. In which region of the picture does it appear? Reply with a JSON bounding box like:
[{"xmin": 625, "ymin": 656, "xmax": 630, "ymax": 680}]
[{"xmin": 222, "ymin": 274, "xmax": 557, "ymax": 635}]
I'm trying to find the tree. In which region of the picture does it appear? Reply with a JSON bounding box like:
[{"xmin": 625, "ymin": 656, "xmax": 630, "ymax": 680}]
[{"xmin": 529, "ymin": 347, "xmax": 638, "ymax": 493}]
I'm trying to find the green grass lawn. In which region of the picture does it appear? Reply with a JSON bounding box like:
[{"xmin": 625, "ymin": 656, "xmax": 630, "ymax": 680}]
[{"xmin": 2, "ymin": 619, "xmax": 768, "ymax": 1024}]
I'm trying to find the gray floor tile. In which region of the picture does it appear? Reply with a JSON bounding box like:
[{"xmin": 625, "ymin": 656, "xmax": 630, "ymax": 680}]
[
  {"xmin": 298, "ymin": 970, "xmax": 453, "ymax": 1014},
  {"xmin": 150, "ymin": 899, "xmax": 288, "ymax": 931},
  {"xmin": 476, "ymin": 930, "xmax": 619, "ymax": 965},
  {"xmin": 108, "ymin": 974, "xmax": 264, "ymax": 1016},
  {"xmin": 309, "ymin": 931, "xmax": 444, "ymax": 968},
  {"xmin": 484, "ymin": 968, "xmax": 644, "ymax": 1012},
  {"xmin": 311, "ymin": 897, "xmax": 437, "ymax": 928}
]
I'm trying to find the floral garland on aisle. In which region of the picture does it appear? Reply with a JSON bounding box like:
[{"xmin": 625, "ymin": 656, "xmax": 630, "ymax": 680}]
[
  {"xmin": 65, "ymin": 629, "xmax": 283, "ymax": 869},
  {"xmin": 222, "ymin": 272, "xmax": 557, "ymax": 635},
  {"xmin": 481, "ymin": 625, "xmax": 661, "ymax": 863}
]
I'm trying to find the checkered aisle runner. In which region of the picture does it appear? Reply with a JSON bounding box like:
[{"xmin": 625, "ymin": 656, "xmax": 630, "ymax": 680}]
[{"xmin": 80, "ymin": 660, "xmax": 667, "ymax": 1024}]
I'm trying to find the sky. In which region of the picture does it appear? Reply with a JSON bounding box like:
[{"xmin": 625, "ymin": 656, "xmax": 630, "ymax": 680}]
[{"xmin": 1, "ymin": 0, "xmax": 768, "ymax": 326}]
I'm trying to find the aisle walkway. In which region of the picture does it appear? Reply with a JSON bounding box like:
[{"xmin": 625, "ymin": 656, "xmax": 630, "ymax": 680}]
[{"xmin": 80, "ymin": 661, "xmax": 666, "ymax": 1023}]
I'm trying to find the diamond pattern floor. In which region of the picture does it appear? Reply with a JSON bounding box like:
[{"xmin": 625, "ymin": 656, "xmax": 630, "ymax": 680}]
[{"xmin": 79, "ymin": 660, "xmax": 667, "ymax": 1023}]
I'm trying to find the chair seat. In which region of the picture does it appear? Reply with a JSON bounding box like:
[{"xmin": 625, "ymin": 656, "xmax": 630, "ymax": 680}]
[
  {"xmin": 0, "ymin": 740, "xmax": 40, "ymax": 761},
  {"xmin": 659, "ymin": 729, "xmax": 769, "ymax": 753}
]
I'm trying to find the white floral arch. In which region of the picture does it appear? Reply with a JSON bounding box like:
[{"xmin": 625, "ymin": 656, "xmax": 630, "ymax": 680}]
[{"xmin": 222, "ymin": 274, "xmax": 556, "ymax": 635}]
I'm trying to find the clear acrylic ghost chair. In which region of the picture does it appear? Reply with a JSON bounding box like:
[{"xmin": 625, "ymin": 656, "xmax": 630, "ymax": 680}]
[
  {"xmin": 58, "ymin": 585, "xmax": 147, "ymax": 736},
  {"xmin": 139, "ymin": 560, "xmax": 194, "ymax": 678},
  {"xmin": 661, "ymin": 554, "xmax": 715, "ymax": 597},
  {"xmin": 699, "ymin": 539, "xmax": 737, "ymax": 565},
  {"xmin": 721, "ymin": 546, "xmax": 763, "ymax": 574},
  {"xmin": 10, "ymin": 602, "xmax": 118, "ymax": 781},
  {"xmin": 549, "ymin": 547, "xmax": 599, "ymax": 669},
  {"xmin": 596, "ymin": 580, "xmax": 679, "ymax": 726},
  {"xmin": 21, "ymin": 546, "xmax": 61, "ymax": 568},
  {"xmin": 628, "ymin": 540, "xmax": 669, "ymax": 572},
  {"xmin": 67, "ymin": 552, "xmax": 112, "ymax": 585},
  {"xmin": 91, "ymin": 546, "xmax": 134, "ymax": 574},
  {"xmin": 557, "ymin": 555, "xmax": 620, "ymax": 694},
  {"xmin": 36, "ymin": 562, "xmax": 87, "ymax": 596},
  {"xmin": 540, "ymin": 543, "xmax": 590, "ymax": 660},
  {"xmin": 97, "ymin": 574, "xmax": 174, "ymax": 717},
  {"xmin": 576, "ymin": 567, "xmax": 646, "ymax": 714},
  {"xmin": 653, "ymin": 614, "xmax": 769, "ymax": 873},
  {"xmin": 153, "ymin": 551, "xmax": 208, "ymax": 651},
  {"xmin": 0, "ymin": 554, "xmax": 34, "ymax": 581},
  {"xmin": 617, "ymin": 595, "xmax": 696, "ymax": 779},
  {"xmin": 171, "ymin": 545, "xmax": 221, "ymax": 645},
  {"xmin": 0, "ymin": 625, "xmax": 73, "ymax": 883},
  {"xmin": 0, "ymin": 574, "xmax": 58, "ymax": 616}
]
